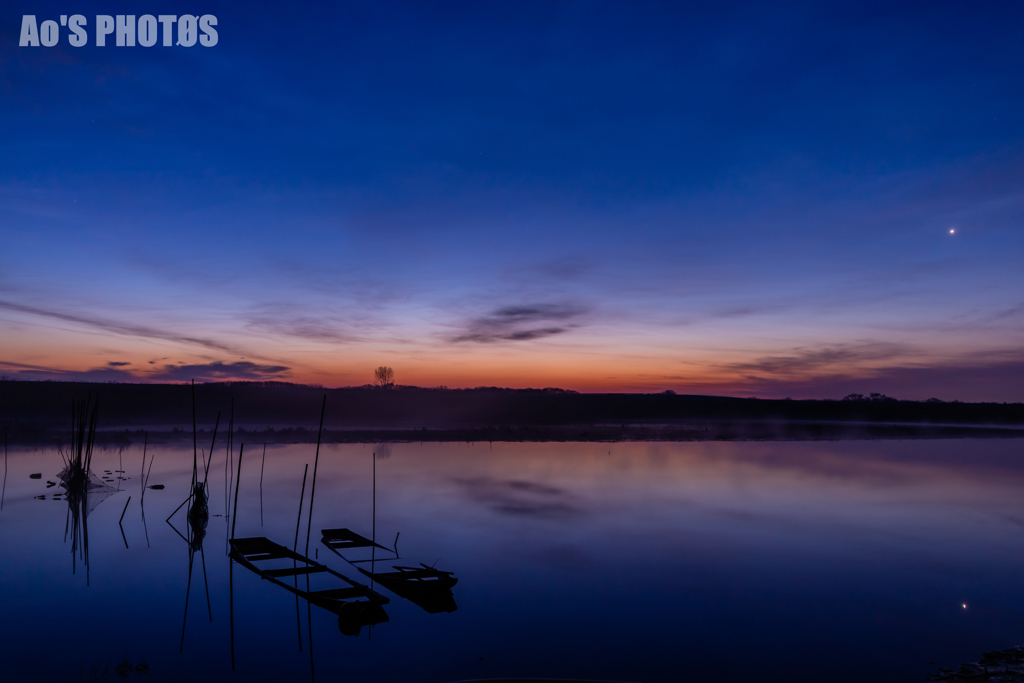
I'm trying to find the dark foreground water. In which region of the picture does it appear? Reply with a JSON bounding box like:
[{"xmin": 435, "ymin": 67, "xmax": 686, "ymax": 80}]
[{"xmin": 1, "ymin": 439, "xmax": 1023, "ymax": 682}]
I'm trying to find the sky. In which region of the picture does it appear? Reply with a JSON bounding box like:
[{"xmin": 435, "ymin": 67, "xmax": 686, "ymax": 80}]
[{"xmin": 1, "ymin": 1, "xmax": 1023, "ymax": 400}]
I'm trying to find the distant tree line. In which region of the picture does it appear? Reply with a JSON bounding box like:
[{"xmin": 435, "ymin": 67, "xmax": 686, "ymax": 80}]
[{"xmin": 843, "ymin": 392, "xmax": 898, "ymax": 402}]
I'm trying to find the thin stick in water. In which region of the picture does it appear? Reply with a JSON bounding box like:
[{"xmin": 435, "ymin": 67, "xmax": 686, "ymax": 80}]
[
  {"xmin": 259, "ymin": 443, "xmax": 266, "ymax": 527},
  {"xmin": 200, "ymin": 545, "xmax": 212, "ymax": 623},
  {"xmin": 165, "ymin": 495, "xmax": 190, "ymax": 523},
  {"xmin": 139, "ymin": 432, "xmax": 149, "ymax": 504},
  {"xmin": 304, "ymin": 399, "xmax": 325, "ymax": 683},
  {"xmin": 303, "ymin": 396, "xmax": 327, "ymax": 558},
  {"xmin": 119, "ymin": 496, "xmax": 132, "ymax": 525},
  {"xmin": 2, "ymin": 428, "xmax": 7, "ymax": 512},
  {"xmin": 119, "ymin": 495, "xmax": 131, "ymax": 549},
  {"xmin": 230, "ymin": 443, "xmax": 244, "ymax": 541},
  {"xmin": 229, "ymin": 553, "xmax": 235, "ymax": 671},
  {"xmin": 307, "ymin": 581, "xmax": 315, "ymax": 683},
  {"xmin": 371, "ymin": 451, "xmax": 376, "ymax": 590},
  {"xmin": 293, "ymin": 466, "xmax": 309, "ymax": 553},
  {"xmin": 191, "ymin": 379, "xmax": 198, "ymax": 499},
  {"xmin": 180, "ymin": 544, "xmax": 195, "ymax": 654},
  {"xmin": 293, "ymin": 463, "xmax": 308, "ymax": 653},
  {"xmin": 372, "ymin": 451, "xmax": 376, "ymax": 544},
  {"xmin": 224, "ymin": 400, "xmax": 234, "ymax": 555},
  {"xmin": 144, "ymin": 446, "xmax": 155, "ymax": 492},
  {"xmin": 203, "ymin": 412, "xmax": 220, "ymax": 485},
  {"xmin": 226, "ymin": 398, "xmax": 234, "ymax": 515}
]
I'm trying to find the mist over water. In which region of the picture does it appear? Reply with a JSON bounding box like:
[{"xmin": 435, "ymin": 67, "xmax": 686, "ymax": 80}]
[{"xmin": 1, "ymin": 439, "xmax": 1023, "ymax": 682}]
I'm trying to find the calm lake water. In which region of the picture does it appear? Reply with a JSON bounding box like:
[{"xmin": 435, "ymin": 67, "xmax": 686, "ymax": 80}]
[{"xmin": 1, "ymin": 439, "xmax": 1023, "ymax": 682}]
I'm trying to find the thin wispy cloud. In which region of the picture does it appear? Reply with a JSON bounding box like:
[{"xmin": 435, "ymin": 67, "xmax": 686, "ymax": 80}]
[
  {"xmin": 720, "ymin": 342, "xmax": 912, "ymax": 378},
  {"xmin": 0, "ymin": 300, "xmax": 235, "ymax": 353},
  {"xmin": 992, "ymin": 303, "xmax": 1024, "ymax": 321},
  {"xmin": 526, "ymin": 256, "xmax": 594, "ymax": 280},
  {"xmin": 246, "ymin": 315, "xmax": 359, "ymax": 343}
]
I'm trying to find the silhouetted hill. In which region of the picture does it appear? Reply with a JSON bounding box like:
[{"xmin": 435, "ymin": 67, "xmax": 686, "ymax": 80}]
[{"xmin": 1, "ymin": 380, "xmax": 1021, "ymax": 444}]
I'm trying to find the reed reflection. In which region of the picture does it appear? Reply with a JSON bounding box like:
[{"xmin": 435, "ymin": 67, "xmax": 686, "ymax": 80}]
[
  {"xmin": 167, "ymin": 393, "xmax": 221, "ymax": 653},
  {"xmin": 58, "ymin": 396, "xmax": 117, "ymax": 583}
]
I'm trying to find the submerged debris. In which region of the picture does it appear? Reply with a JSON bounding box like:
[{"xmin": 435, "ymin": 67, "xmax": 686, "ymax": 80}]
[{"xmin": 929, "ymin": 646, "xmax": 1024, "ymax": 682}]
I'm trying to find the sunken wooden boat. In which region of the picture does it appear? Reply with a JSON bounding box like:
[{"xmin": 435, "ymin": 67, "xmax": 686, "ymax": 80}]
[
  {"xmin": 229, "ymin": 536, "xmax": 390, "ymax": 635},
  {"xmin": 320, "ymin": 528, "xmax": 458, "ymax": 614}
]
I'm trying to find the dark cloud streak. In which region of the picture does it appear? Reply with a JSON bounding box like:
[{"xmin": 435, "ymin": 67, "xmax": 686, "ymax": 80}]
[
  {"xmin": 452, "ymin": 303, "xmax": 587, "ymax": 343},
  {"xmin": 0, "ymin": 359, "xmax": 138, "ymax": 383},
  {"xmin": 0, "ymin": 359, "xmax": 291, "ymax": 383},
  {"xmin": 150, "ymin": 361, "xmax": 291, "ymax": 382}
]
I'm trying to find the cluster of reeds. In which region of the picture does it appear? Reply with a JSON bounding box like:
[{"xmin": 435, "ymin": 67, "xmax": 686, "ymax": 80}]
[
  {"xmin": 59, "ymin": 395, "xmax": 99, "ymax": 490},
  {"xmin": 58, "ymin": 395, "xmax": 101, "ymax": 578}
]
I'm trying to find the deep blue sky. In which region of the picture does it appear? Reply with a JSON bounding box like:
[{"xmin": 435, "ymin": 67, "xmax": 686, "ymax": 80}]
[{"xmin": 2, "ymin": 1, "xmax": 1023, "ymax": 399}]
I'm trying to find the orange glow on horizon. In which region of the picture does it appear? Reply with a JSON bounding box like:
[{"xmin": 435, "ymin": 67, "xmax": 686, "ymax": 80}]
[{"xmin": 3, "ymin": 307, "xmax": 1022, "ymax": 401}]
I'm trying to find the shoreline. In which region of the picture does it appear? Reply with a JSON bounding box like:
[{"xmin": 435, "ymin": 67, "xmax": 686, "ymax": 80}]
[{"xmin": 3, "ymin": 419, "xmax": 1022, "ymax": 447}]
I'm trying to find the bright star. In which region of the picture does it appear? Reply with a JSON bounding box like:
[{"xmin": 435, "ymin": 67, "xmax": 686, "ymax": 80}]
[{"xmin": 950, "ymin": 228, "xmax": 956, "ymax": 234}]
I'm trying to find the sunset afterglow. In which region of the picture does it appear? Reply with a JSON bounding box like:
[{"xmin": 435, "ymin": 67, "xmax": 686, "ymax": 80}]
[{"xmin": 2, "ymin": 3, "xmax": 1022, "ymax": 401}]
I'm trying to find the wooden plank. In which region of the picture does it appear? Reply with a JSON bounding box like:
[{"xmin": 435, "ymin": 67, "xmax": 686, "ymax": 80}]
[
  {"xmin": 415, "ymin": 563, "xmax": 454, "ymax": 575},
  {"xmin": 321, "ymin": 527, "xmax": 389, "ymax": 550},
  {"xmin": 263, "ymin": 565, "xmax": 327, "ymax": 578},
  {"xmin": 309, "ymin": 587, "xmax": 366, "ymax": 600},
  {"xmin": 244, "ymin": 550, "xmax": 292, "ymax": 561},
  {"xmin": 230, "ymin": 536, "xmax": 391, "ymax": 615},
  {"xmin": 231, "ymin": 537, "xmax": 281, "ymax": 555},
  {"xmin": 375, "ymin": 569, "xmax": 438, "ymax": 580}
]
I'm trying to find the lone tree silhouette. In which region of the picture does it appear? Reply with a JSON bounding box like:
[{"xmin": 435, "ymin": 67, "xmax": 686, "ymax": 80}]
[{"xmin": 374, "ymin": 366, "xmax": 395, "ymax": 389}]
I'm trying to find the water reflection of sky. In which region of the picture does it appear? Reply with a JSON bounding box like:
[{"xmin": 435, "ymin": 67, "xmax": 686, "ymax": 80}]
[{"xmin": 1, "ymin": 439, "xmax": 1023, "ymax": 682}]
